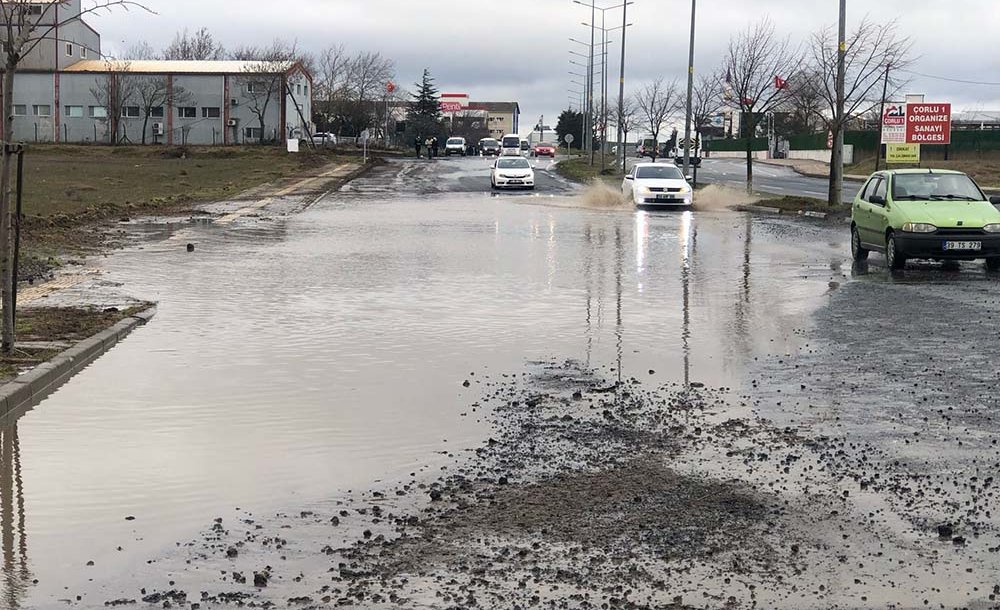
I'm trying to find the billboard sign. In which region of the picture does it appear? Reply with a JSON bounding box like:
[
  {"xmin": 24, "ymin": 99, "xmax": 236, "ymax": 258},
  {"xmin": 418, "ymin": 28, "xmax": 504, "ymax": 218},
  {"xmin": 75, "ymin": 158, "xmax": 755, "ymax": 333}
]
[
  {"xmin": 886, "ymin": 143, "xmax": 920, "ymax": 164},
  {"xmin": 906, "ymin": 103, "xmax": 952, "ymax": 144},
  {"xmin": 880, "ymin": 103, "xmax": 907, "ymax": 144}
]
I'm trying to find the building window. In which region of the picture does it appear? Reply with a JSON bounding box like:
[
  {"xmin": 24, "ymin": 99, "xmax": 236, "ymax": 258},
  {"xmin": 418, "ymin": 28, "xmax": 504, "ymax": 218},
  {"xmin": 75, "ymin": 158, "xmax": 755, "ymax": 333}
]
[
  {"xmin": 150, "ymin": 106, "xmax": 164, "ymax": 118},
  {"xmin": 243, "ymin": 127, "xmax": 263, "ymax": 140},
  {"xmin": 13, "ymin": 105, "xmax": 26, "ymax": 116},
  {"xmin": 246, "ymin": 82, "xmax": 262, "ymax": 94},
  {"xmin": 89, "ymin": 106, "xmax": 107, "ymax": 118},
  {"xmin": 178, "ymin": 106, "xmax": 196, "ymax": 119},
  {"xmin": 65, "ymin": 43, "xmax": 73, "ymax": 57},
  {"xmin": 64, "ymin": 105, "xmax": 83, "ymax": 118},
  {"xmin": 201, "ymin": 107, "xmax": 220, "ymax": 119},
  {"xmin": 32, "ymin": 105, "xmax": 51, "ymax": 117},
  {"xmin": 80, "ymin": 47, "xmax": 87, "ymax": 59},
  {"xmin": 122, "ymin": 106, "xmax": 140, "ymax": 118},
  {"xmin": 303, "ymin": 85, "xmax": 308, "ymax": 97},
  {"xmin": 27, "ymin": 5, "xmax": 42, "ymax": 15}
]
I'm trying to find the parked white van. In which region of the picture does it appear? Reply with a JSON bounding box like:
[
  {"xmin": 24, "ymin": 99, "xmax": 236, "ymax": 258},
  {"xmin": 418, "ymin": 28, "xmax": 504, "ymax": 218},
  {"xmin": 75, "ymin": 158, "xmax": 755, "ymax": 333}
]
[{"xmin": 500, "ymin": 134, "xmax": 521, "ymax": 156}]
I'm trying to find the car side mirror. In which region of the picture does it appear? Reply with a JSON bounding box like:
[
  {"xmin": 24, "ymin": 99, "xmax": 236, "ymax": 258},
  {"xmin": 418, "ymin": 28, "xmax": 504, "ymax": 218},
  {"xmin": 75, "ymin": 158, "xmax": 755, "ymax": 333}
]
[
  {"xmin": 685, "ymin": 175, "xmax": 692, "ymax": 182},
  {"xmin": 990, "ymin": 196, "xmax": 1000, "ymax": 205},
  {"xmin": 625, "ymin": 175, "xmax": 634, "ymax": 180},
  {"xmin": 869, "ymin": 195, "xmax": 886, "ymax": 205}
]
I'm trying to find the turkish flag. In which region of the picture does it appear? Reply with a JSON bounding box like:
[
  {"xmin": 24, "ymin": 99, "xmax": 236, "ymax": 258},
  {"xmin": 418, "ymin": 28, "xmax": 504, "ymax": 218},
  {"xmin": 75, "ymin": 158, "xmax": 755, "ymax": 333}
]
[
  {"xmin": 774, "ymin": 76, "xmax": 788, "ymax": 90},
  {"xmin": 386, "ymin": 81, "xmax": 396, "ymax": 94}
]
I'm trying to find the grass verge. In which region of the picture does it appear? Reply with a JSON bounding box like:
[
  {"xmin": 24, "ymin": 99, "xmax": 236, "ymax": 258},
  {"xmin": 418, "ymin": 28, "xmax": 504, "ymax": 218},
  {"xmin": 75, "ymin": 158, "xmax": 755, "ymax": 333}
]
[
  {"xmin": 555, "ymin": 155, "xmax": 624, "ymax": 185},
  {"xmin": 754, "ymin": 196, "xmax": 852, "ymax": 217},
  {"xmin": 846, "ymin": 155, "xmax": 1000, "ymax": 187},
  {"xmin": 0, "ymin": 304, "xmax": 150, "ymax": 382}
]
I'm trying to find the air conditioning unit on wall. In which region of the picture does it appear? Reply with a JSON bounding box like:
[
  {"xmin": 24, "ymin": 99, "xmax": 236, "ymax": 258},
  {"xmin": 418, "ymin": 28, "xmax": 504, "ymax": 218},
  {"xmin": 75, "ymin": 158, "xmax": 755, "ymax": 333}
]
[
  {"xmin": 226, "ymin": 119, "xmax": 238, "ymax": 127},
  {"xmin": 152, "ymin": 122, "xmax": 164, "ymax": 135},
  {"xmin": 230, "ymin": 98, "xmax": 239, "ymax": 107}
]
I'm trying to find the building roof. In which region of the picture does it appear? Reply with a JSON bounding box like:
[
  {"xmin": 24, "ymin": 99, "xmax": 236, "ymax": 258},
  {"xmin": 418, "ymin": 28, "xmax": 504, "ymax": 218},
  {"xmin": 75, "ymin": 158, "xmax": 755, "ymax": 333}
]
[
  {"xmin": 953, "ymin": 111, "xmax": 1000, "ymax": 123},
  {"xmin": 63, "ymin": 59, "xmax": 300, "ymax": 75},
  {"xmin": 468, "ymin": 102, "xmax": 520, "ymax": 114}
]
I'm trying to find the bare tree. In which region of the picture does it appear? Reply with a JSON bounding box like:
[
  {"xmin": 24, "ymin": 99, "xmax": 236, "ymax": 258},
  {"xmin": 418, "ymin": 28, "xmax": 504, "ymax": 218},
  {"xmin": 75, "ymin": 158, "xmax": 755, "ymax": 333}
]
[
  {"xmin": 611, "ymin": 94, "xmax": 638, "ymax": 142},
  {"xmin": 233, "ymin": 40, "xmax": 297, "ymax": 143},
  {"xmin": 343, "ymin": 51, "xmax": 394, "ymax": 136},
  {"xmin": 780, "ymin": 69, "xmax": 825, "ymax": 134},
  {"xmin": 89, "ymin": 59, "xmax": 139, "ymax": 144},
  {"xmin": 690, "ymin": 75, "xmax": 725, "ymax": 154},
  {"xmin": 130, "ymin": 76, "xmax": 191, "ymax": 144},
  {"xmin": 124, "ymin": 40, "xmax": 156, "ymax": 60},
  {"xmin": 163, "ymin": 27, "xmax": 226, "ymax": 60},
  {"xmin": 804, "ymin": 18, "xmax": 911, "ymax": 205},
  {"xmin": 721, "ymin": 18, "xmax": 802, "ymax": 192},
  {"xmin": 314, "ymin": 44, "xmax": 349, "ymax": 132},
  {"xmin": 634, "ymin": 77, "xmax": 680, "ymax": 162}
]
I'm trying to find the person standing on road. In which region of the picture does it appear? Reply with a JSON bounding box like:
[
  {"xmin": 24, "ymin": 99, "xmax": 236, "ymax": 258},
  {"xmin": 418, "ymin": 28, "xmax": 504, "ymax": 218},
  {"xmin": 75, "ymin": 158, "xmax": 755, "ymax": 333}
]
[
  {"xmin": 431, "ymin": 137, "xmax": 439, "ymax": 159},
  {"xmin": 425, "ymin": 137, "xmax": 433, "ymax": 158},
  {"xmin": 414, "ymin": 136, "xmax": 422, "ymax": 158}
]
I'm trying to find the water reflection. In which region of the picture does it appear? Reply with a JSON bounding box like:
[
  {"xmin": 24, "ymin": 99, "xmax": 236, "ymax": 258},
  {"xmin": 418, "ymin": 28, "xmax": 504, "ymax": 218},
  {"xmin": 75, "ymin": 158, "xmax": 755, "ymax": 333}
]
[{"xmin": 0, "ymin": 422, "xmax": 29, "ymax": 609}]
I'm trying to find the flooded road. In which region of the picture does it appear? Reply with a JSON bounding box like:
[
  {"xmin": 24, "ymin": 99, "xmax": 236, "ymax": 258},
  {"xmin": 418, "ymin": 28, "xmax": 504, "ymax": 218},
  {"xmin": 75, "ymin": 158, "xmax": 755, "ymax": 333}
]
[{"xmin": 2, "ymin": 157, "xmax": 999, "ymax": 608}]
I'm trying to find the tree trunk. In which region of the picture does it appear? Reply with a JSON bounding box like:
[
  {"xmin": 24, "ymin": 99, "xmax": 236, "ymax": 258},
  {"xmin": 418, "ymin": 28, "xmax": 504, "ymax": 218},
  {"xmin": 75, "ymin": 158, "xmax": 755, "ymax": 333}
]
[
  {"xmin": 828, "ymin": 124, "xmax": 843, "ymax": 207},
  {"xmin": 141, "ymin": 112, "xmax": 149, "ymax": 145},
  {"xmin": 1, "ymin": 65, "xmax": 16, "ymax": 353}
]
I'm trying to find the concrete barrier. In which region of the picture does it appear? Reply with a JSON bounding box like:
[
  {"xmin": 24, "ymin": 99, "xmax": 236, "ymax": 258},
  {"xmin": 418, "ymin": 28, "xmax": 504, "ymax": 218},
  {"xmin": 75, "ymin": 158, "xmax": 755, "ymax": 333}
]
[
  {"xmin": 708, "ymin": 151, "xmax": 769, "ymax": 160},
  {"xmin": 0, "ymin": 306, "xmax": 156, "ymax": 419},
  {"xmin": 788, "ymin": 145, "xmax": 855, "ymax": 165}
]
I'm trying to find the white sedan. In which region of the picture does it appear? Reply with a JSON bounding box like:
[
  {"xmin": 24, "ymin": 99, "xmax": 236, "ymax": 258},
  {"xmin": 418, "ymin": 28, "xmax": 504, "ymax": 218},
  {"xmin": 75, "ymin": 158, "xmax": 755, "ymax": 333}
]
[
  {"xmin": 623, "ymin": 162, "xmax": 693, "ymax": 207},
  {"xmin": 491, "ymin": 157, "xmax": 535, "ymax": 190}
]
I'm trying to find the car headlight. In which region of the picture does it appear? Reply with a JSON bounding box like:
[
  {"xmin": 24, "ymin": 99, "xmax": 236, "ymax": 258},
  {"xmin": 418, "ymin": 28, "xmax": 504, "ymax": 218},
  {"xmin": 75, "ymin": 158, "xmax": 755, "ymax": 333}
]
[
  {"xmin": 901, "ymin": 222, "xmax": 937, "ymax": 233},
  {"xmin": 679, "ymin": 186, "xmax": 692, "ymax": 194},
  {"xmin": 984, "ymin": 224, "xmax": 1000, "ymax": 233}
]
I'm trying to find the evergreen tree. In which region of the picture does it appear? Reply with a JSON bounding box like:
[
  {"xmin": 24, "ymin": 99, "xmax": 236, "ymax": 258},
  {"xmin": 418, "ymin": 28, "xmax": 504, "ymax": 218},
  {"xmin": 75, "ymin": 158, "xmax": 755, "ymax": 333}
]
[
  {"xmin": 407, "ymin": 69, "xmax": 443, "ymax": 138},
  {"xmin": 555, "ymin": 109, "xmax": 584, "ymax": 150}
]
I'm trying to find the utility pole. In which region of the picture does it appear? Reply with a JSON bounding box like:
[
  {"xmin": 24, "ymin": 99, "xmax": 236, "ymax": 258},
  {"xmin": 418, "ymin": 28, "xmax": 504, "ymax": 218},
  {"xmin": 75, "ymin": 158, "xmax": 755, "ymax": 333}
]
[
  {"xmin": 830, "ymin": 0, "xmax": 847, "ymax": 206},
  {"xmin": 600, "ymin": 9, "xmax": 607, "ymax": 171},
  {"xmin": 616, "ymin": 2, "xmax": 628, "ymax": 173},
  {"xmin": 875, "ymin": 62, "xmax": 890, "ymax": 172},
  {"xmin": 682, "ymin": 0, "xmax": 696, "ymax": 178},
  {"xmin": 589, "ymin": 0, "xmax": 596, "ymax": 165}
]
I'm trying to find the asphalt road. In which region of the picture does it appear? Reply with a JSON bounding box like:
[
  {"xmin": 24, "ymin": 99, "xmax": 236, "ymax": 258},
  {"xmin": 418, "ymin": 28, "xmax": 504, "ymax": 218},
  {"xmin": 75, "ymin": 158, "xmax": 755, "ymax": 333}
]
[
  {"xmin": 4, "ymin": 156, "xmax": 1000, "ymax": 609},
  {"xmin": 695, "ymin": 157, "xmax": 864, "ymax": 203}
]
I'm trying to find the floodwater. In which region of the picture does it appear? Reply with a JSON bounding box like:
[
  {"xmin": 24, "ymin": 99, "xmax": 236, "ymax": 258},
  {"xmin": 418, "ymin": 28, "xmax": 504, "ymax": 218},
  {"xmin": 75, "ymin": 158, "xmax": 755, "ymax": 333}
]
[{"xmin": 0, "ymin": 158, "xmax": 852, "ymax": 607}]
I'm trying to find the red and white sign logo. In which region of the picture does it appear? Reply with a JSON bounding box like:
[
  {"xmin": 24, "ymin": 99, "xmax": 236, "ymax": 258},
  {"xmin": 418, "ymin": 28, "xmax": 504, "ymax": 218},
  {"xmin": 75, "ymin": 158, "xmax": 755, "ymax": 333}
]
[
  {"xmin": 906, "ymin": 103, "xmax": 951, "ymax": 145},
  {"xmin": 439, "ymin": 101, "xmax": 463, "ymax": 113},
  {"xmin": 882, "ymin": 103, "xmax": 906, "ymax": 126}
]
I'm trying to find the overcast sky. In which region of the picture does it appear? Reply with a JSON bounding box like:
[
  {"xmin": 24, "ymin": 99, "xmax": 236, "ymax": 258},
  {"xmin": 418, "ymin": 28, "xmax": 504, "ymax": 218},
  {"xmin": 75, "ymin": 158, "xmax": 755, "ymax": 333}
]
[{"xmin": 93, "ymin": 0, "xmax": 1000, "ymax": 134}]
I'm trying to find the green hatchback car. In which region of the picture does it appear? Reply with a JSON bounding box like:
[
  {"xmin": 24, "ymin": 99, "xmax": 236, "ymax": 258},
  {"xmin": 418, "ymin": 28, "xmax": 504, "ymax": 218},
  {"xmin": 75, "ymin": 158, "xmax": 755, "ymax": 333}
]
[{"xmin": 851, "ymin": 169, "xmax": 1000, "ymax": 270}]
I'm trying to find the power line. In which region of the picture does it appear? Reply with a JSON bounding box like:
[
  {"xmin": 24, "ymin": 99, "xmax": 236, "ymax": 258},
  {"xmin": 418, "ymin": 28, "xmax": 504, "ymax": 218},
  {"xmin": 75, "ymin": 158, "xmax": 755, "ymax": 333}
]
[{"xmin": 899, "ymin": 68, "xmax": 1000, "ymax": 87}]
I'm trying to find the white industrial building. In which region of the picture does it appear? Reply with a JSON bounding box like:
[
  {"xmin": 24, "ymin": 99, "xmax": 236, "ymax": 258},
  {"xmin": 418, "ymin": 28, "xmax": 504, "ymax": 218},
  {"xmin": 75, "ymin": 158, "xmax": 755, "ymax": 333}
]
[{"xmin": 2, "ymin": 0, "xmax": 312, "ymax": 145}]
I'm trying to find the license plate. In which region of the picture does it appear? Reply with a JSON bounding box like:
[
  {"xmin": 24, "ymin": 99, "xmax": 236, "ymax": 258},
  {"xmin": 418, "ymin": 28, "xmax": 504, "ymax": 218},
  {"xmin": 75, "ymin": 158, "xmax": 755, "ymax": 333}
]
[
  {"xmin": 656, "ymin": 194, "xmax": 677, "ymax": 201},
  {"xmin": 944, "ymin": 241, "xmax": 982, "ymax": 251},
  {"xmin": 508, "ymin": 180, "xmax": 523, "ymax": 185}
]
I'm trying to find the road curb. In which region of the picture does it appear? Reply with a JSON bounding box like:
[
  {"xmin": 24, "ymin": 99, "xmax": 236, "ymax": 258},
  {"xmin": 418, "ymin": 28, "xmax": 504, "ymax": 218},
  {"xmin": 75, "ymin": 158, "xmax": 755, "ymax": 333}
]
[
  {"xmin": 0, "ymin": 306, "xmax": 156, "ymax": 419},
  {"xmin": 736, "ymin": 205, "xmax": 839, "ymax": 220}
]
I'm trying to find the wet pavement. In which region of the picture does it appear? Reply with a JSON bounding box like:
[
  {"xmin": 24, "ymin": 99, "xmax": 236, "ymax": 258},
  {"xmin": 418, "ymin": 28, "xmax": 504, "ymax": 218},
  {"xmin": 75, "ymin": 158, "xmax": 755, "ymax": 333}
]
[{"xmin": 1, "ymin": 156, "xmax": 999, "ymax": 609}]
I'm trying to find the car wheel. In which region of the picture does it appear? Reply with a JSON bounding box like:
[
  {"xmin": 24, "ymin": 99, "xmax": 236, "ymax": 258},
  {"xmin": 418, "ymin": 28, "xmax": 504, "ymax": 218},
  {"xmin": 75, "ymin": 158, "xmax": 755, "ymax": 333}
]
[
  {"xmin": 986, "ymin": 258, "xmax": 1000, "ymax": 272},
  {"xmin": 851, "ymin": 225, "xmax": 869, "ymax": 261},
  {"xmin": 886, "ymin": 232, "xmax": 906, "ymax": 270}
]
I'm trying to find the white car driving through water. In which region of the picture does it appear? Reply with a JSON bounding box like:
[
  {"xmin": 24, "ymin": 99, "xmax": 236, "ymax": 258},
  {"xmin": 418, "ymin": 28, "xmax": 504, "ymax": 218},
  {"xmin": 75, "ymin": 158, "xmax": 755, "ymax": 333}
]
[
  {"xmin": 491, "ymin": 156, "xmax": 535, "ymax": 190},
  {"xmin": 623, "ymin": 162, "xmax": 693, "ymax": 207}
]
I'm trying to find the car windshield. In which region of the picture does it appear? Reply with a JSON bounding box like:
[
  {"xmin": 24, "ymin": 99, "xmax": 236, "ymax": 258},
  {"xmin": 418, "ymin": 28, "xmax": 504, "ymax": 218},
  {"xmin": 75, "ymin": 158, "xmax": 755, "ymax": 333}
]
[
  {"xmin": 892, "ymin": 173, "xmax": 985, "ymax": 201},
  {"xmin": 502, "ymin": 137, "xmax": 520, "ymax": 147},
  {"xmin": 481, "ymin": 139, "xmax": 498, "ymax": 146},
  {"xmin": 537, "ymin": 143, "xmax": 553, "ymax": 148},
  {"xmin": 636, "ymin": 166, "xmax": 684, "ymax": 180},
  {"xmin": 497, "ymin": 158, "xmax": 530, "ymax": 169},
  {"xmin": 447, "ymin": 138, "xmax": 464, "ymax": 145}
]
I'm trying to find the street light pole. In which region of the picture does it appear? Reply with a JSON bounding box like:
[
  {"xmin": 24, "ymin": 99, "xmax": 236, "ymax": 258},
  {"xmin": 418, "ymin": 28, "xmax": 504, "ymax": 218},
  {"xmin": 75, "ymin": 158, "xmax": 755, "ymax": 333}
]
[
  {"xmin": 832, "ymin": 0, "xmax": 846, "ymax": 206},
  {"xmin": 616, "ymin": 0, "xmax": 628, "ymax": 173},
  {"xmin": 875, "ymin": 62, "xmax": 890, "ymax": 172},
  {"xmin": 589, "ymin": 0, "xmax": 596, "ymax": 165},
  {"xmin": 682, "ymin": 0, "xmax": 696, "ymax": 179}
]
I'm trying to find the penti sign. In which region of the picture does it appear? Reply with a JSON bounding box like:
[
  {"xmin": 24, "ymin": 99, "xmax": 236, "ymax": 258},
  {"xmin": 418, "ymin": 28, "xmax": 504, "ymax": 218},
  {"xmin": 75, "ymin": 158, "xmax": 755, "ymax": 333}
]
[{"xmin": 906, "ymin": 103, "xmax": 952, "ymax": 144}]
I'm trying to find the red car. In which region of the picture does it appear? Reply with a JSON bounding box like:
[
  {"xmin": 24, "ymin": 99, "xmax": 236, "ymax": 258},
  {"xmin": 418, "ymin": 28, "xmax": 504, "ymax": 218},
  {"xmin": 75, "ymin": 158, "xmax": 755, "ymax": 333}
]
[{"xmin": 532, "ymin": 142, "xmax": 556, "ymax": 158}]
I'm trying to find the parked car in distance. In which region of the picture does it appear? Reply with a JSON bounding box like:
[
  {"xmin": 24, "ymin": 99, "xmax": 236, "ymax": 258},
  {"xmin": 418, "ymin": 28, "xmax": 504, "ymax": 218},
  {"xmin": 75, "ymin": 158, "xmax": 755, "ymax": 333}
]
[
  {"xmin": 532, "ymin": 142, "xmax": 556, "ymax": 158},
  {"xmin": 851, "ymin": 168, "xmax": 1000, "ymax": 270},
  {"xmin": 445, "ymin": 137, "xmax": 467, "ymax": 156},
  {"xmin": 622, "ymin": 162, "xmax": 692, "ymax": 207},
  {"xmin": 479, "ymin": 138, "xmax": 501, "ymax": 156},
  {"xmin": 520, "ymin": 139, "xmax": 530, "ymax": 155},
  {"xmin": 500, "ymin": 134, "xmax": 522, "ymax": 156},
  {"xmin": 491, "ymin": 156, "xmax": 535, "ymax": 190},
  {"xmin": 312, "ymin": 132, "xmax": 337, "ymax": 147}
]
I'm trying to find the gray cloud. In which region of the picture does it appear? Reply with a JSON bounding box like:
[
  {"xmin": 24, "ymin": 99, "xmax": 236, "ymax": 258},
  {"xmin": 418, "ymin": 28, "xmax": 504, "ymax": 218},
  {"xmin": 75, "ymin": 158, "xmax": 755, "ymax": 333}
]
[{"xmin": 93, "ymin": 0, "xmax": 1000, "ymax": 134}]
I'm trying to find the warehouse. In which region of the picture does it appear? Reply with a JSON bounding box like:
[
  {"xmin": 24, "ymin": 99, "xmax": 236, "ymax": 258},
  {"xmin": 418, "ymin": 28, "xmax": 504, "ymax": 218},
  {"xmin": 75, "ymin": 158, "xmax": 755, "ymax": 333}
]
[{"xmin": 2, "ymin": 0, "xmax": 312, "ymax": 145}]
